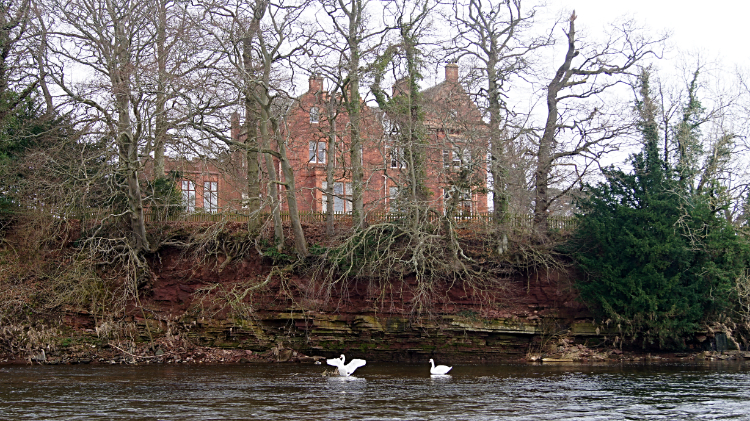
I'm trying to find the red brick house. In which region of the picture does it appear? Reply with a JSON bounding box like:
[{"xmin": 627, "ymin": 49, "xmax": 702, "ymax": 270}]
[
  {"xmin": 282, "ymin": 75, "xmax": 386, "ymax": 214},
  {"xmin": 165, "ymin": 63, "xmax": 487, "ymax": 216},
  {"xmin": 395, "ymin": 63, "xmax": 488, "ymax": 214},
  {"xmin": 163, "ymin": 154, "xmax": 245, "ymax": 213},
  {"xmin": 282, "ymin": 63, "xmax": 488, "ymax": 215}
]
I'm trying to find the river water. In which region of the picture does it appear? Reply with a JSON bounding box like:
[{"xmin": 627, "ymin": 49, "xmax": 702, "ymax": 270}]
[{"xmin": 1, "ymin": 361, "xmax": 749, "ymax": 420}]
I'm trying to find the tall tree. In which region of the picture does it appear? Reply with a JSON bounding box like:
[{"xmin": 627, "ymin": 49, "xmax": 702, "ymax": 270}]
[
  {"xmin": 146, "ymin": 0, "xmax": 211, "ymax": 178},
  {"xmin": 48, "ymin": 0, "xmax": 155, "ymax": 252},
  {"xmin": 572, "ymin": 69, "xmax": 749, "ymax": 348},
  {"xmin": 371, "ymin": 0, "xmax": 432, "ymax": 219},
  {"xmin": 199, "ymin": 0, "xmax": 311, "ymax": 255},
  {"xmin": 446, "ymin": 0, "xmax": 549, "ymax": 225},
  {"xmin": 0, "ymin": 0, "xmax": 37, "ymax": 123},
  {"xmin": 319, "ymin": 0, "xmax": 386, "ymax": 228},
  {"xmin": 533, "ymin": 11, "xmax": 663, "ymax": 236}
]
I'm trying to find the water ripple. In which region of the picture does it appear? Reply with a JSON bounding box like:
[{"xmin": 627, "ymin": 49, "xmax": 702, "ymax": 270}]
[{"xmin": 1, "ymin": 363, "xmax": 750, "ymax": 419}]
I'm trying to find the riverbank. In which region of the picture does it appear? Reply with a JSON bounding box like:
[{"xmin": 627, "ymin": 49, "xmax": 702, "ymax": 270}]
[
  {"xmin": 1, "ymin": 222, "xmax": 746, "ymax": 366},
  {"xmin": 4, "ymin": 335, "xmax": 750, "ymax": 366},
  {"xmin": 4, "ymin": 305, "xmax": 748, "ymax": 366}
]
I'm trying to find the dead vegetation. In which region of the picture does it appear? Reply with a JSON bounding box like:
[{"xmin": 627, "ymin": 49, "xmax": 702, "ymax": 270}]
[
  {"xmin": 303, "ymin": 213, "xmax": 572, "ymax": 318},
  {"xmin": 0, "ymin": 206, "xmax": 577, "ymax": 362}
]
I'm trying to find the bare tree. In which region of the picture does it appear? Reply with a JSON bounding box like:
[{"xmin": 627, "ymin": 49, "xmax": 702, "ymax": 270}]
[
  {"xmin": 198, "ymin": 0, "xmax": 311, "ymax": 255},
  {"xmin": 47, "ymin": 0, "xmax": 157, "ymax": 253},
  {"xmin": 533, "ymin": 12, "xmax": 664, "ymax": 236},
  {"xmin": 0, "ymin": 0, "xmax": 37, "ymax": 121},
  {"xmin": 145, "ymin": 0, "xmax": 213, "ymax": 178},
  {"xmin": 445, "ymin": 0, "xmax": 550, "ymax": 227},
  {"xmin": 318, "ymin": 0, "xmax": 388, "ymax": 228},
  {"xmin": 371, "ymin": 0, "xmax": 433, "ymax": 221},
  {"xmin": 658, "ymin": 60, "xmax": 746, "ymax": 221}
]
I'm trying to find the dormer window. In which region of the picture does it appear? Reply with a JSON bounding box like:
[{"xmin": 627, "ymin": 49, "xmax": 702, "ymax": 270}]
[{"xmin": 310, "ymin": 106, "xmax": 319, "ymax": 124}]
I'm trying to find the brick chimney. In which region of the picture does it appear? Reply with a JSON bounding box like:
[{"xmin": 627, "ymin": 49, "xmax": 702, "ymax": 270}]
[
  {"xmin": 445, "ymin": 63, "xmax": 459, "ymax": 83},
  {"xmin": 230, "ymin": 112, "xmax": 240, "ymax": 141},
  {"xmin": 308, "ymin": 74, "xmax": 324, "ymax": 93},
  {"xmin": 392, "ymin": 77, "xmax": 410, "ymax": 97}
]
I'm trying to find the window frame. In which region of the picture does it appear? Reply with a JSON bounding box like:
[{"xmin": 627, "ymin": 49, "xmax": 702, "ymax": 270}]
[
  {"xmin": 181, "ymin": 180, "xmax": 196, "ymax": 212},
  {"xmin": 388, "ymin": 186, "xmax": 399, "ymax": 211},
  {"xmin": 388, "ymin": 145, "xmax": 406, "ymax": 169},
  {"xmin": 443, "ymin": 147, "xmax": 471, "ymax": 169},
  {"xmin": 442, "ymin": 187, "xmax": 473, "ymax": 215},
  {"xmin": 203, "ymin": 181, "xmax": 218, "ymax": 213},
  {"xmin": 321, "ymin": 181, "xmax": 353, "ymax": 213},
  {"xmin": 308, "ymin": 140, "xmax": 327, "ymax": 164}
]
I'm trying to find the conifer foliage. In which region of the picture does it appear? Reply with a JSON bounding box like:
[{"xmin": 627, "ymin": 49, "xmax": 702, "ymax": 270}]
[{"xmin": 571, "ymin": 70, "xmax": 750, "ymax": 348}]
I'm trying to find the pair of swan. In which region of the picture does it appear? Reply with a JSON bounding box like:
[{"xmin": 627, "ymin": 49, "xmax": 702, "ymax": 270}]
[{"xmin": 326, "ymin": 355, "xmax": 452, "ymax": 376}]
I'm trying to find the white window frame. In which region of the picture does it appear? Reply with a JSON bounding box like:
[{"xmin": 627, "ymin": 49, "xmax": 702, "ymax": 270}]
[
  {"xmin": 181, "ymin": 180, "xmax": 196, "ymax": 212},
  {"xmin": 309, "ymin": 141, "xmax": 326, "ymax": 164},
  {"xmin": 443, "ymin": 186, "xmax": 473, "ymax": 215},
  {"xmin": 388, "ymin": 145, "xmax": 406, "ymax": 169},
  {"xmin": 444, "ymin": 147, "xmax": 470, "ymax": 169},
  {"xmin": 203, "ymin": 181, "xmax": 218, "ymax": 213},
  {"xmin": 310, "ymin": 106, "xmax": 319, "ymax": 124},
  {"xmin": 388, "ymin": 186, "xmax": 399, "ymax": 211},
  {"xmin": 321, "ymin": 181, "xmax": 352, "ymax": 213}
]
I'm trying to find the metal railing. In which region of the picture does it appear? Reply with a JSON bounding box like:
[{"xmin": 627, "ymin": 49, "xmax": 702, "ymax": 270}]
[{"xmin": 139, "ymin": 209, "xmax": 575, "ymax": 231}]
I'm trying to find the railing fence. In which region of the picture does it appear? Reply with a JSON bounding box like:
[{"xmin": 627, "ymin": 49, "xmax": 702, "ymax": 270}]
[{"xmin": 135, "ymin": 210, "xmax": 575, "ymax": 232}]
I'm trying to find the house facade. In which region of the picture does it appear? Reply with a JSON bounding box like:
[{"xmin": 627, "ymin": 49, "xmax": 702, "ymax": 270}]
[
  {"xmin": 284, "ymin": 63, "xmax": 488, "ymax": 216},
  {"xmin": 164, "ymin": 154, "xmax": 245, "ymax": 213},
  {"xmin": 165, "ymin": 64, "xmax": 488, "ymax": 216},
  {"xmin": 282, "ymin": 75, "xmax": 387, "ymax": 214}
]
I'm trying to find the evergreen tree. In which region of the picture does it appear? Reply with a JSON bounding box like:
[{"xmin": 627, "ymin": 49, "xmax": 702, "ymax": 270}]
[
  {"xmin": 0, "ymin": 94, "xmax": 58, "ymax": 218},
  {"xmin": 571, "ymin": 70, "xmax": 749, "ymax": 348}
]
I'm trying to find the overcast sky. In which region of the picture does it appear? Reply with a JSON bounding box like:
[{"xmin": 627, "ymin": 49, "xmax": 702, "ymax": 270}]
[{"xmin": 543, "ymin": 0, "xmax": 749, "ymax": 68}]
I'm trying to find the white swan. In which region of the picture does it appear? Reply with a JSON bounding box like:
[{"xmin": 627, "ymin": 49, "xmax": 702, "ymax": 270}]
[
  {"xmin": 429, "ymin": 359, "xmax": 452, "ymax": 375},
  {"xmin": 326, "ymin": 354, "xmax": 366, "ymax": 376}
]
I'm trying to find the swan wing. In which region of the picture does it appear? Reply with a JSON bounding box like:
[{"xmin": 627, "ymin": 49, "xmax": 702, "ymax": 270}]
[
  {"xmin": 344, "ymin": 358, "xmax": 366, "ymax": 375},
  {"xmin": 345, "ymin": 358, "xmax": 366, "ymax": 370},
  {"xmin": 326, "ymin": 357, "xmax": 344, "ymax": 368},
  {"xmin": 431, "ymin": 365, "xmax": 452, "ymax": 375}
]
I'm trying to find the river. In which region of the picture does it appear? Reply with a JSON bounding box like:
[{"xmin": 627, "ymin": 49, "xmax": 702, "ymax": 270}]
[{"xmin": 1, "ymin": 361, "xmax": 749, "ymax": 420}]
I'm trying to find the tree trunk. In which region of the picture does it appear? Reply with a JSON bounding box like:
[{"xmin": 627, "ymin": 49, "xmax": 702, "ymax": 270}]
[
  {"xmin": 534, "ymin": 15, "xmax": 577, "ymax": 236},
  {"xmin": 264, "ymin": 144, "xmax": 284, "ymax": 249},
  {"xmin": 487, "ymin": 61, "xmax": 508, "ymax": 224},
  {"xmin": 326, "ymin": 116, "xmax": 336, "ymax": 236},
  {"xmin": 244, "ymin": 99, "xmax": 261, "ymax": 233},
  {"xmin": 276, "ymin": 134, "xmax": 309, "ymax": 256},
  {"xmin": 153, "ymin": 0, "xmax": 168, "ymax": 178},
  {"xmin": 241, "ymin": 4, "xmax": 267, "ymax": 233},
  {"xmin": 113, "ymin": 18, "xmax": 149, "ymax": 252},
  {"xmin": 346, "ymin": 2, "xmax": 364, "ymax": 229},
  {"xmin": 259, "ymin": 106, "xmax": 283, "ymax": 249}
]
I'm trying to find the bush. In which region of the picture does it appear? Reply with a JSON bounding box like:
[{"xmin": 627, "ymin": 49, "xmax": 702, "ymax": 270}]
[{"xmin": 569, "ymin": 71, "xmax": 750, "ymax": 348}]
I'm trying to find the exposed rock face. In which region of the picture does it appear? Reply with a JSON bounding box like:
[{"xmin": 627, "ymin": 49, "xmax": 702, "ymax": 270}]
[{"xmin": 109, "ymin": 249, "xmax": 598, "ymax": 362}]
